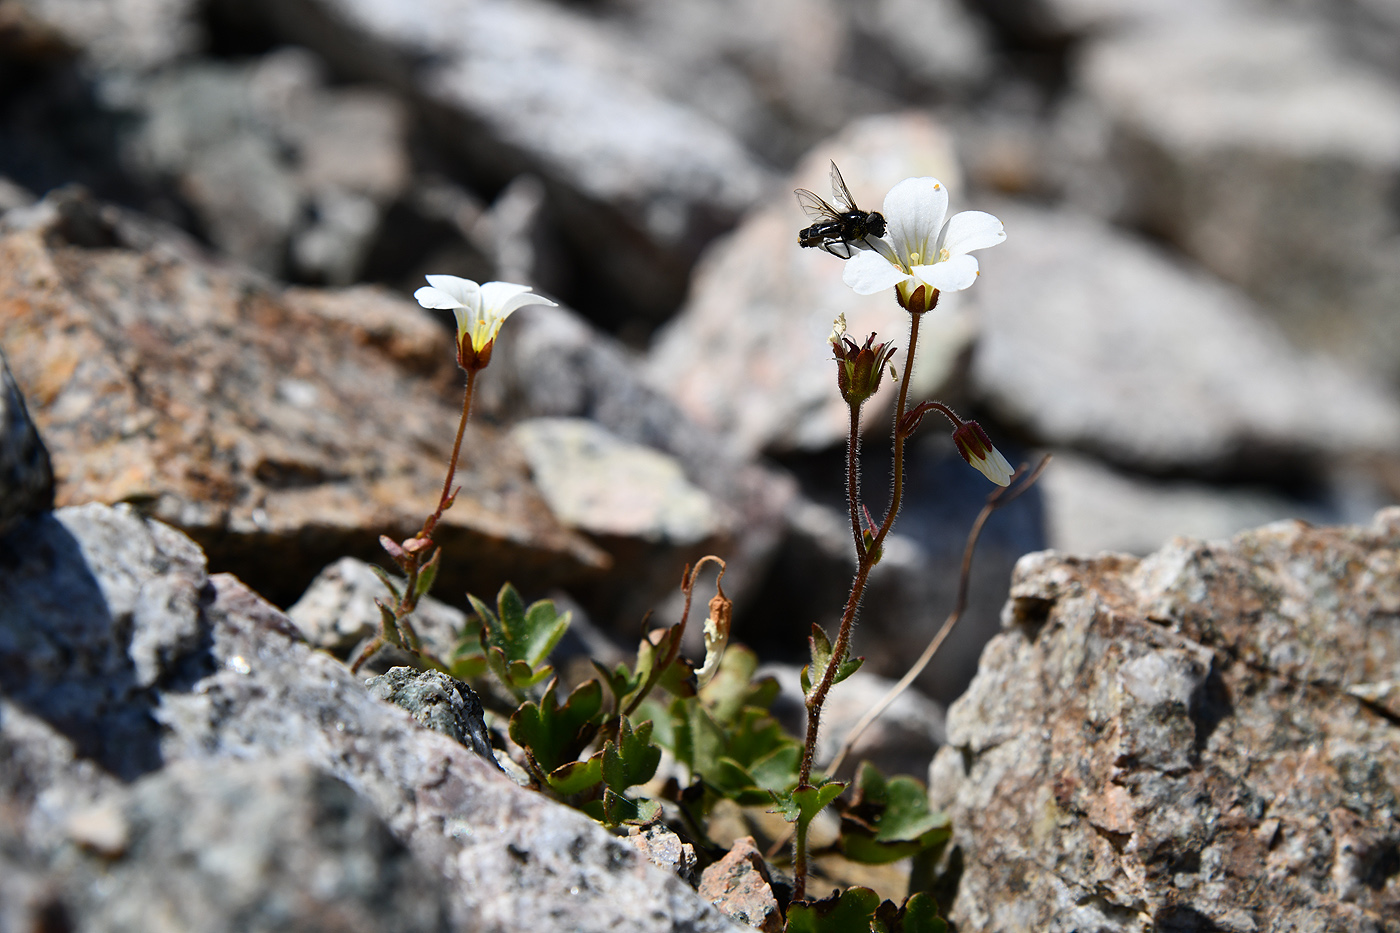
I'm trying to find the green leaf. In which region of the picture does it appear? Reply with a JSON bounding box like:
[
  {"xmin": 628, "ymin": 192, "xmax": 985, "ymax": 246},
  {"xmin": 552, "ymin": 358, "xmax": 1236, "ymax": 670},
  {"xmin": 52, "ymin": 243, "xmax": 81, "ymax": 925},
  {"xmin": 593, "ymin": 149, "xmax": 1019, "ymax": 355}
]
[
  {"xmin": 369, "ymin": 563, "xmax": 402, "ymax": 601},
  {"xmin": 601, "ymin": 719, "xmax": 661, "ymax": 792},
  {"xmin": 746, "ymin": 743, "xmax": 801, "ymax": 794},
  {"xmin": 546, "ymin": 753, "xmax": 604, "ymax": 796},
  {"xmin": 508, "ymin": 680, "xmax": 605, "ymax": 774},
  {"xmin": 413, "ymin": 547, "xmax": 441, "ymax": 599},
  {"xmin": 725, "ymin": 708, "xmax": 793, "ymax": 769},
  {"xmin": 449, "ymin": 655, "xmax": 487, "ymax": 680},
  {"xmin": 773, "ymin": 781, "xmax": 845, "ymax": 826},
  {"xmin": 839, "ymin": 763, "xmax": 952, "ymax": 865},
  {"xmin": 809, "ymin": 624, "xmax": 833, "ymax": 680},
  {"xmin": 895, "ymin": 894, "xmax": 948, "ymax": 933},
  {"xmin": 592, "ymin": 660, "xmax": 643, "ymax": 712},
  {"xmin": 832, "ymin": 653, "xmax": 864, "ymax": 687},
  {"xmin": 784, "ymin": 886, "xmax": 882, "ymax": 933}
]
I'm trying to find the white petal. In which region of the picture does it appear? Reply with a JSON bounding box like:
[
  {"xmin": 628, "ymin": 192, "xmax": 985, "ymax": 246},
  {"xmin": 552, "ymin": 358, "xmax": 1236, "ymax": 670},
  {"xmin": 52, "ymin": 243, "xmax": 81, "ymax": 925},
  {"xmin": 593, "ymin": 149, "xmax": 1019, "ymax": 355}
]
[
  {"xmin": 843, "ymin": 250, "xmax": 911, "ymax": 295},
  {"xmin": 415, "ymin": 285, "xmax": 467, "ymax": 310},
  {"xmin": 940, "ymin": 211, "xmax": 1005, "ymax": 256},
  {"xmin": 424, "ymin": 274, "xmax": 481, "ymax": 308},
  {"xmin": 480, "ymin": 281, "xmax": 556, "ymax": 316},
  {"xmin": 913, "ymin": 254, "xmax": 981, "ymax": 292},
  {"xmin": 883, "ymin": 177, "xmax": 948, "ymax": 268},
  {"xmin": 977, "ymin": 446, "xmax": 1015, "ymax": 486}
]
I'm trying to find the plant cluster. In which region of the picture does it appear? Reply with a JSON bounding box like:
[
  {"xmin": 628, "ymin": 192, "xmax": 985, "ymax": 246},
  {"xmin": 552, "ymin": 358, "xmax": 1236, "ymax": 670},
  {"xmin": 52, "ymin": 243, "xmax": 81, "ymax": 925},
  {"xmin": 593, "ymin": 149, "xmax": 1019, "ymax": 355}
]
[{"xmin": 349, "ymin": 168, "xmax": 1046, "ymax": 932}]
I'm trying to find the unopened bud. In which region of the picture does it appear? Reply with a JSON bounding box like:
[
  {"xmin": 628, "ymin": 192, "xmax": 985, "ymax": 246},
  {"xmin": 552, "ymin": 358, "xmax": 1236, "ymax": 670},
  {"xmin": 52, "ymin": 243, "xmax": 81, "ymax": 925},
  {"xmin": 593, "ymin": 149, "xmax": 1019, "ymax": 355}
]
[
  {"xmin": 832, "ymin": 332, "xmax": 898, "ymax": 409},
  {"xmin": 952, "ymin": 420, "xmax": 1014, "ymax": 486}
]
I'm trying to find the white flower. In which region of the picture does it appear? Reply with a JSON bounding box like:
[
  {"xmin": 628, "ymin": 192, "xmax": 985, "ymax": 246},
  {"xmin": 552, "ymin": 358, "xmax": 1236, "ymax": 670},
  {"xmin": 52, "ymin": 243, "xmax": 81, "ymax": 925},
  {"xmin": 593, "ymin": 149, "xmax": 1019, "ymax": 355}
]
[
  {"xmin": 842, "ymin": 177, "xmax": 1005, "ymax": 312},
  {"xmin": 414, "ymin": 275, "xmax": 556, "ymax": 362}
]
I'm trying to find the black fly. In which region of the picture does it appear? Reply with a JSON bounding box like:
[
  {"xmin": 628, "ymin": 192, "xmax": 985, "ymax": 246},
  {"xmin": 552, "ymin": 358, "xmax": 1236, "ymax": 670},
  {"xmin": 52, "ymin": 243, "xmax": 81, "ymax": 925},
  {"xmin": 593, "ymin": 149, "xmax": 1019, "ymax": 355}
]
[{"xmin": 795, "ymin": 161, "xmax": 886, "ymax": 259}]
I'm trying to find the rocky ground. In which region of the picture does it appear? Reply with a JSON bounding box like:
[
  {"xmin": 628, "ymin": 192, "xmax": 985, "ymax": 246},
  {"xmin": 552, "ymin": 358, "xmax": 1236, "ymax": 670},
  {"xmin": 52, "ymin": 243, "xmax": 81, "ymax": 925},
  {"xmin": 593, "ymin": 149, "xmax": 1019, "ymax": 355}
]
[{"xmin": 2, "ymin": 0, "xmax": 1399, "ymax": 929}]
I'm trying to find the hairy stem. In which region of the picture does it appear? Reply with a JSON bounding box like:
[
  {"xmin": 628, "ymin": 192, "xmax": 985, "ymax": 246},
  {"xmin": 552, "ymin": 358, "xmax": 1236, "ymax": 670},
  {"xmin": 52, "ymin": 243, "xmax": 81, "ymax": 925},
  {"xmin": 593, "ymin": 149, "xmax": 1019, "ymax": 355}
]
[{"xmin": 793, "ymin": 308, "xmax": 922, "ymax": 901}]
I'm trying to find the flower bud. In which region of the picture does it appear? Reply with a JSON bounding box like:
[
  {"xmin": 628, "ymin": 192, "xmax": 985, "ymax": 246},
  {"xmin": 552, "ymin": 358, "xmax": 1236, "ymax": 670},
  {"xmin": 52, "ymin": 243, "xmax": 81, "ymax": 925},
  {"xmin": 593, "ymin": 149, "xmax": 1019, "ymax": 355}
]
[
  {"xmin": 832, "ymin": 330, "xmax": 898, "ymax": 409},
  {"xmin": 952, "ymin": 420, "xmax": 1015, "ymax": 486}
]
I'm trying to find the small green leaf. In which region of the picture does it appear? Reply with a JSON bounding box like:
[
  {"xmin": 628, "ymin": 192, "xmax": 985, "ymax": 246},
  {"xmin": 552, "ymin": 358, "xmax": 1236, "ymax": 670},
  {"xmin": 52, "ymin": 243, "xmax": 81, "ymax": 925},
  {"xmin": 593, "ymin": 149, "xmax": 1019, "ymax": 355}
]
[
  {"xmin": 773, "ymin": 781, "xmax": 846, "ymax": 826},
  {"xmin": 698, "ymin": 644, "xmax": 759, "ymax": 724},
  {"xmin": 601, "ymin": 718, "xmax": 661, "ymax": 792},
  {"xmin": 832, "ymin": 653, "xmax": 864, "ymax": 687},
  {"xmin": 839, "ymin": 763, "xmax": 951, "ymax": 865},
  {"xmin": 746, "ymin": 743, "xmax": 801, "ymax": 794},
  {"xmin": 509, "ymin": 680, "xmax": 605, "ymax": 774},
  {"xmin": 785, "ymin": 886, "xmax": 882, "ymax": 933},
  {"xmin": 449, "ymin": 655, "xmax": 487, "ymax": 680},
  {"xmin": 369, "ymin": 564, "xmax": 403, "ymax": 601},
  {"xmin": 414, "ymin": 547, "xmax": 441, "ymax": 599},
  {"xmin": 546, "ymin": 753, "xmax": 604, "ymax": 796},
  {"xmin": 896, "ymin": 893, "xmax": 948, "ymax": 933}
]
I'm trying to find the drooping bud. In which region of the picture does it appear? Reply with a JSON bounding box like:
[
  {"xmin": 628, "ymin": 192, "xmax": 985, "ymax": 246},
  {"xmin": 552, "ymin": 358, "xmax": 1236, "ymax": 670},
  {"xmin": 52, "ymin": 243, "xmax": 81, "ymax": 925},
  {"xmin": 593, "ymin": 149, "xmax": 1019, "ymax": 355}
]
[
  {"xmin": 952, "ymin": 420, "xmax": 1015, "ymax": 486},
  {"xmin": 832, "ymin": 330, "xmax": 898, "ymax": 409}
]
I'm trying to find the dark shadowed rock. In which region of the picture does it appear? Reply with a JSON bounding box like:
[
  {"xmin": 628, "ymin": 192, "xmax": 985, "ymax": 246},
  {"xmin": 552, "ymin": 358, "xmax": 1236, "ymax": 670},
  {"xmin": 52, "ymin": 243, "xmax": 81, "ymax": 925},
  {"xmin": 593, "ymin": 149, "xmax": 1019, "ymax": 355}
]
[
  {"xmin": 366, "ymin": 667, "xmax": 496, "ymax": 766},
  {"xmin": 118, "ymin": 47, "xmax": 411, "ymax": 282},
  {"xmin": 928, "ymin": 509, "xmax": 1400, "ymax": 931},
  {"xmin": 215, "ymin": 0, "xmax": 774, "ymax": 328},
  {"xmin": 0, "ymin": 187, "xmax": 605, "ymax": 608},
  {"xmin": 1, "ymin": 502, "xmax": 747, "ymax": 932},
  {"xmin": 0, "ymin": 348, "xmax": 54, "ymax": 536}
]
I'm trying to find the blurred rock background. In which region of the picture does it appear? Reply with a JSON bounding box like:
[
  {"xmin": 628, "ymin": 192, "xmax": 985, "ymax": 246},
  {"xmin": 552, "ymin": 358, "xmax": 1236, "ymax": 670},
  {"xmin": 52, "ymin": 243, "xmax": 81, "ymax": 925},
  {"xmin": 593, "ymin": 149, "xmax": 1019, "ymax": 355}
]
[{"xmin": 4, "ymin": 0, "xmax": 1400, "ymax": 719}]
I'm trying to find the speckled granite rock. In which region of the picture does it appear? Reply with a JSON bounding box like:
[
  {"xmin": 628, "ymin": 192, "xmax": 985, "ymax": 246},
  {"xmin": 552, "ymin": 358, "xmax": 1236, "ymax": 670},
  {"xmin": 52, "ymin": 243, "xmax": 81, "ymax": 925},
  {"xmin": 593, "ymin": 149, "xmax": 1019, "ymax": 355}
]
[
  {"xmin": 0, "ymin": 502, "xmax": 745, "ymax": 932},
  {"xmin": 928, "ymin": 509, "xmax": 1400, "ymax": 932}
]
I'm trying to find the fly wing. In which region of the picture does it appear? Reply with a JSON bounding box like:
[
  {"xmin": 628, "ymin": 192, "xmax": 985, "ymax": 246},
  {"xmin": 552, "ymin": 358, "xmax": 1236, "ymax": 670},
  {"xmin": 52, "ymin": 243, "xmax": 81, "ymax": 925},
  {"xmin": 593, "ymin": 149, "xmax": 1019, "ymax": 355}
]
[
  {"xmin": 828, "ymin": 161, "xmax": 856, "ymax": 213},
  {"xmin": 795, "ymin": 187, "xmax": 840, "ymax": 222}
]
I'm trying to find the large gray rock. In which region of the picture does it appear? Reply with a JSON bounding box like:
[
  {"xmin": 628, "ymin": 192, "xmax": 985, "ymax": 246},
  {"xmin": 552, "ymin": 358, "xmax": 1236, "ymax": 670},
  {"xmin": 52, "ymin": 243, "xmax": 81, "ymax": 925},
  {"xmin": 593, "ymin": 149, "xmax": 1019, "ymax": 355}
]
[
  {"xmin": 1072, "ymin": 13, "xmax": 1400, "ymax": 382},
  {"xmin": 928, "ymin": 510, "xmax": 1400, "ymax": 932},
  {"xmin": 218, "ymin": 0, "xmax": 774, "ymax": 326},
  {"xmin": 0, "ymin": 502, "xmax": 746, "ymax": 932},
  {"xmin": 970, "ymin": 203, "xmax": 1400, "ymax": 473}
]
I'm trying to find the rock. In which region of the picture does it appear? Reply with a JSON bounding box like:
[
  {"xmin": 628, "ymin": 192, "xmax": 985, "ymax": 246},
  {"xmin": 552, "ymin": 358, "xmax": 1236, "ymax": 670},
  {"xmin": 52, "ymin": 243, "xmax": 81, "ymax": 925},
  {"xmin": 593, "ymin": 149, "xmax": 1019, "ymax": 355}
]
[
  {"xmin": 928, "ymin": 509, "xmax": 1400, "ymax": 931},
  {"xmin": 52, "ymin": 756, "xmax": 457, "ymax": 933},
  {"xmin": 288, "ymin": 556, "xmax": 467, "ymax": 663},
  {"xmin": 0, "ymin": 186, "xmax": 605, "ymax": 609},
  {"xmin": 626, "ymin": 823, "xmax": 700, "ymax": 888},
  {"xmin": 219, "ymin": 0, "xmax": 774, "ymax": 328},
  {"xmin": 698, "ymin": 836, "xmax": 783, "ymax": 933},
  {"xmin": 1, "ymin": 502, "xmax": 748, "ymax": 932},
  {"xmin": 116, "ymin": 47, "xmax": 411, "ymax": 282},
  {"xmin": 0, "ymin": 347, "xmax": 54, "ymax": 537},
  {"xmin": 6, "ymin": 0, "xmax": 200, "ymax": 71},
  {"xmin": 511, "ymin": 417, "xmax": 723, "ymax": 546},
  {"xmin": 1074, "ymin": 13, "xmax": 1400, "ymax": 382},
  {"xmin": 365, "ymin": 667, "xmax": 496, "ymax": 767},
  {"xmin": 1040, "ymin": 451, "xmax": 1332, "ymax": 556},
  {"xmin": 969, "ymin": 203, "xmax": 1400, "ymax": 474},
  {"xmin": 475, "ymin": 299, "xmax": 796, "ymax": 622},
  {"xmin": 646, "ymin": 112, "xmax": 971, "ymax": 458}
]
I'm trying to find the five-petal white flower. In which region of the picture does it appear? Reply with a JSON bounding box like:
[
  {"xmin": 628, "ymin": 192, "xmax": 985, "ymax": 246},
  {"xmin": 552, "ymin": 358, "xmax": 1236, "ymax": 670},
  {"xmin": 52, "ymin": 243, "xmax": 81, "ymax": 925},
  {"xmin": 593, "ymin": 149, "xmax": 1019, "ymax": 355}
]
[
  {"xmin": 414, "ymin": 275, "xmax": 556, "ymax": 358},
  {"xmin": 842, "ymin": 177, "xmax": 1005, "ymax": 310}
]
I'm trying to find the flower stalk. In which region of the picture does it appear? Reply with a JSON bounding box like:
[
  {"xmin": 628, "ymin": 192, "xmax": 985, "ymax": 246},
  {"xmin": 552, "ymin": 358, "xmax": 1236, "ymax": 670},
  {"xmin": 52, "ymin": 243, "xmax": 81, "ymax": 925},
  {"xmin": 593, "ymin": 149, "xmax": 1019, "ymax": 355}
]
[{"xmin": 350, "ymin": 276, "xmax": 553, "ymax": 674}]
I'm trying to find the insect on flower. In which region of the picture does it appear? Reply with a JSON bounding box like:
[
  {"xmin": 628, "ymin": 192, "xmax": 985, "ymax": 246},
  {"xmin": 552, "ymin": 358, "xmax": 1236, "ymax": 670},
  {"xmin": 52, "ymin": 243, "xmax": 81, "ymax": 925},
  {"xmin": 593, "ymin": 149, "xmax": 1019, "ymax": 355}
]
[{"xmin": 795, "ymin": 161, "xmax": 887, "ymax": 259}]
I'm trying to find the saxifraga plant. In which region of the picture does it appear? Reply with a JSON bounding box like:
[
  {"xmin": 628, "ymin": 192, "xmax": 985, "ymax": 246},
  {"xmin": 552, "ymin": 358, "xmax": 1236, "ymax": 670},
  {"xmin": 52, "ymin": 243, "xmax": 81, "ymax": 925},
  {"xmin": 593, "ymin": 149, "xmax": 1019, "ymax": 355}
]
[{"xmin": 352, "ymin": 165, "xmax": 1040, "ymax": 932}]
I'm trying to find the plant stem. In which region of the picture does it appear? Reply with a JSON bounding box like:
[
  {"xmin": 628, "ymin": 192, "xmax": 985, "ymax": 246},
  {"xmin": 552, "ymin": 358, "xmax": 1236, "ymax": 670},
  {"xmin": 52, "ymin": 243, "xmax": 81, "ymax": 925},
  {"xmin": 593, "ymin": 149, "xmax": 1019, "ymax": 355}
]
[
  {"xmin": 423, "ymin": 369, "xmax": 478, "ymax": 538},
  {"xmin": 792, "ymin": 308, "xmax": 922, "ymax": 901},
  {"xmin": 846, "ymin": 405, "xmax": 864, "ymax": 560}
]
